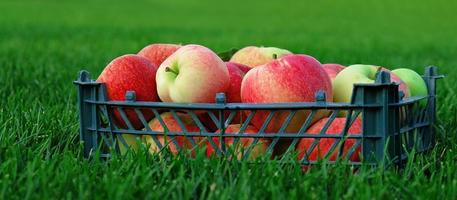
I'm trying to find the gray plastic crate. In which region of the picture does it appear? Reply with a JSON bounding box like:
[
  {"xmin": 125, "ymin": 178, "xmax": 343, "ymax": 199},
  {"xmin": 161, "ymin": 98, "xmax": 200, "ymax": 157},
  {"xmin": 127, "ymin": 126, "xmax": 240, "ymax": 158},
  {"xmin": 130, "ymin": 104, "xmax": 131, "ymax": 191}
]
[{"xmin": 74, "ymin": 66, "xmax": 443, "ymax": 166}]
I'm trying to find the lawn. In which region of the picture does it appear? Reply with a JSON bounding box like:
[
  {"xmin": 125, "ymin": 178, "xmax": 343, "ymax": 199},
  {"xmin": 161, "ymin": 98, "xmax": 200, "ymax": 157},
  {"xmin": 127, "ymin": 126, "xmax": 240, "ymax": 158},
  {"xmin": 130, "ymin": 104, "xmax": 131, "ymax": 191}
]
[{"xmin": 1, "ymin": 0, "xmax": 457, "ymax": 199}]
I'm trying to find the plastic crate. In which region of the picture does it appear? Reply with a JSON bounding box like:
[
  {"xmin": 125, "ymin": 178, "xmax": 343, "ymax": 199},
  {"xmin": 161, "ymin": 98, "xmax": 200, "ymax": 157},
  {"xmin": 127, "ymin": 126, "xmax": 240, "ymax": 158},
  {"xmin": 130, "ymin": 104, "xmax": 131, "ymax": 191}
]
[{"xmin": 74, "ymin": 66, "xmax": 443, "ymax": 166}]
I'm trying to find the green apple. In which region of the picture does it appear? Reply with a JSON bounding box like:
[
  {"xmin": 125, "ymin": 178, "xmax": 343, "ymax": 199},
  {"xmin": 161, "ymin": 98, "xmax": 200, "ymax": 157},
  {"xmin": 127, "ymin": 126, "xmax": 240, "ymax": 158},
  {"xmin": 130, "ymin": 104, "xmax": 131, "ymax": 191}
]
[
  {"xmin": 333, "ymin": 64, "xmax": 410, "ymax": 103},
  {"xmin": 229, "ymin": 46, "xmax": 292, "ymax": 68},
  {"xmin": 392, "ymin": 68, "xmax": 428, "ymax": 97},
  {"xmin": 392, "ymin": 68, "xmax": 428, "ymax": 106}
]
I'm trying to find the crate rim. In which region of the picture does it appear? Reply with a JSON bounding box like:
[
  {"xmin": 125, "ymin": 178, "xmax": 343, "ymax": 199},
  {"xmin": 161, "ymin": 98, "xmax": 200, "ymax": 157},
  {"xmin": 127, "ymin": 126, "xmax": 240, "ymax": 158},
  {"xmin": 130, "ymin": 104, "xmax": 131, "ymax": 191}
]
[{"xmin": 73, "ymin": 68, "xmax": 442, "ymax": 109}]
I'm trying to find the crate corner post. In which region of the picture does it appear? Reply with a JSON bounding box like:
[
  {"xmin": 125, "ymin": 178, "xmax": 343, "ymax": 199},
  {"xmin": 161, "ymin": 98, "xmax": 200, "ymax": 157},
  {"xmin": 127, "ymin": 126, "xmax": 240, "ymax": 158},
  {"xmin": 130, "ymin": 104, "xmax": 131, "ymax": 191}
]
[
  {"xmin": 74, "ymin": 70, "xmax": 100, "ymax": 158},
  {"xmin": 352, "ymin": 71, "xmax": 402, "ymax": 167},
  {"xmin": 422, "ymin": 66, "xmax": 442, "ymax": 151}
]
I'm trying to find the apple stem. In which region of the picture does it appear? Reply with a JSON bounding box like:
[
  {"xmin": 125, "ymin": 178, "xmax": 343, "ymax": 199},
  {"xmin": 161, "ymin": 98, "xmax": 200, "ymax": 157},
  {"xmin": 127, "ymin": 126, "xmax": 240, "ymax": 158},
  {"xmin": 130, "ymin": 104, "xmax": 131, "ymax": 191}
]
[
  {"xmin": 272, "ymin": 54, "xmax": 278, "ymax": 59},
  {"xmin": 376, "ymin": 66, "xmax": 383, "ymax": 74},
  {"xmin": 165, "ymin": 67, "xmax": 178, "ymax": 75}
]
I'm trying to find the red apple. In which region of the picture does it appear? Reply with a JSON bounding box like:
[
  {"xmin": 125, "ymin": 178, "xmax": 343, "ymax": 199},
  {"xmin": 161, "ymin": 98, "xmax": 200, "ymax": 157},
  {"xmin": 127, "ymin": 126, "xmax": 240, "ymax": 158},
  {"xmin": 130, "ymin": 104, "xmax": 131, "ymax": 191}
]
[
  {"xmin": 297, "ymin": 117, "xmax": 362, "ymax": 162},
  {"xmin": 97, "ymin": 54, "xmax": 159, "ymax": 129},
  {"xmin": 192, "ymin": 111, "xmax": 218, "ymax": 132},
  {"xmin": 143, "ymin": 112, "xmax": 204, "ymax": 155},
  {"xmin": 322, "ymin": 63, "xmax": 345, "ymax": 84},
  {"xmin": 224, "ymin": 62, "xmax": 251, "ymax": 124},
  {"xmin": 137, "ymin": 43, "xmax": 181, "ymax": 67},
  {"xmin": 206, "ymin": 124, "xmax": 270, "ymax": 160},
  {"xmin": 241, "ymin": 54, "xmax": 332, "ymax": 133},
  {"xmin": 225, "ymin": 62, "xmax": 249, "ymax": 103},
  {"xmin": 194, "ymin": 62, "xmax": 249, "ymax": 130},
  {"xmin": 156, "ymin": 44, "xmax": 230, "ymax": 103},
  {"xmin": 232, "ymin": 62, "xmax": 251, "ymax": 74}
]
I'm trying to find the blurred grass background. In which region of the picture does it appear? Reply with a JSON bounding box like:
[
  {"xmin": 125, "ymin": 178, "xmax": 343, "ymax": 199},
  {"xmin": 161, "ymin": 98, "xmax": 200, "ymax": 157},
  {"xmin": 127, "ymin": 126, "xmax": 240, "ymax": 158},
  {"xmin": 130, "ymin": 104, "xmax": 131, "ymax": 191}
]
[{"xmin": 1, "ymin": 0, "xmax": 457, "ymax": 199}]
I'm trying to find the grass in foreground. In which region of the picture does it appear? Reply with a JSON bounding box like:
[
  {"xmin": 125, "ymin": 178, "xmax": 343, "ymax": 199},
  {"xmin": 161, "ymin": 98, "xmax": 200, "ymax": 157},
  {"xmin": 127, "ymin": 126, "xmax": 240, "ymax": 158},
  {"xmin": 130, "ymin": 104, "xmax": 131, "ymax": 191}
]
[{"xmin": 1, "ymin": 0, "xmax": 457, "ymax": 199}]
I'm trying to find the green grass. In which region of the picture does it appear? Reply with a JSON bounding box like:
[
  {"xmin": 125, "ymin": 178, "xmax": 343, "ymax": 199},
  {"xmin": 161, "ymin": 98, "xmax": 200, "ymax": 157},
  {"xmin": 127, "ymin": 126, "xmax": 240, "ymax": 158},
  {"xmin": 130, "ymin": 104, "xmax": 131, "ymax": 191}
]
[{"xmin": 1, "ymin": 0, "xmax": 457, "ymax": 199}]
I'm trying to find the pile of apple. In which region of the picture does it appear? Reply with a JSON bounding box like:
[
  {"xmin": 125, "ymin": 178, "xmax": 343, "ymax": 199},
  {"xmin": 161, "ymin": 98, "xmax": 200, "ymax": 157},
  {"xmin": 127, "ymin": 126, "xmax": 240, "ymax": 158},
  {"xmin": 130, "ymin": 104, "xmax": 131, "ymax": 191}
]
[{"xmin": 97, "ymin": 43, "xmax": 428, "ymax": 162}]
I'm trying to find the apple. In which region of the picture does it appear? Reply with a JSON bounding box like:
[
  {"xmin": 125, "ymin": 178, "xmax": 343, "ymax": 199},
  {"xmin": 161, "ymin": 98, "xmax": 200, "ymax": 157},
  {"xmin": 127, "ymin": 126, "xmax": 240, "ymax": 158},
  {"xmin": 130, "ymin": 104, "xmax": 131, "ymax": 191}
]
[
  {"xmin": 206, "ymin": 124, "xmax": 270, "ymax": 160},
  {"xmin": 229, "ymin": 46, "xmax": 292, "ymax": 68},
  {"xmin": 156, "ymin": 44, "xmax": 230, "ymax": 103},
  {"xmin": 297, "ymin": 117, "xmax": 362, "ymax": 162},
  {"xmin": 206, "ymin": 62, "xmax": 250, "ymax": 125},
  {"xmin": 241, "ymin": 54, "xmax": 332, "ymax": 134},
  {"xmin": 333, "ymin": 64, "xmax": 410, "ymax": 103},
  {"xmin": 392, "ymin": 68, "xmax": 428, "ymax": 99},
  {"xmin": 225, "ymin": 62, "xmax": 250, "ymax": 103},
  {"xmin": 241, "ymin": 54, "xmax": 332, "ymax": 156},
  {"xmin": 143, "ymin": 112, "xmax": 204, "ymax": 155},
  {"xmin": 117, "ymin": 134, "xmax": 142, "ymax": 155},
  {"xmin": 137, "ymin": 43, "xmax": 181, "ymax": 66},
  {"xmin": 97, "ymin": 54, "xmax": 159, "ymax": 129},
  {"xmin": 322, "ymin": 63, "xmax": 345, "ymax": 84},
  {"xmin": 231, "ymin": 62, "xmax": 251, "ymax": 74},
  {"xmin": 192, "ymin": 111, "xmax": 218, "ymax": 132}
]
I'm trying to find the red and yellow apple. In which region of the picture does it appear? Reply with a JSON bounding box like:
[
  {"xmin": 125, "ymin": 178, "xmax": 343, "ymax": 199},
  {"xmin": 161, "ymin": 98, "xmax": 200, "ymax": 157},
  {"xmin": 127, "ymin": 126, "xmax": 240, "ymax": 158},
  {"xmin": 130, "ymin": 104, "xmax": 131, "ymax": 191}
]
[
  {"xmin": 143, "ymin": 112, "xmax": 204, "ymax": 155},
  {"xmin": 322, "ymin": 63, "xmax": 345, "ymax": 84},
  {"xmin": 137, "ymin": 43, "xmax": 181, "ymax": 67},
  {"xmin": 241, "ymin": 54, "xmax": 332, "ymax": 133},
  {"xmin": 156, "ymin": 44, "xmax": 230, "ymax": 103},
  {"xmin": 97, "ymin": 54, "xmax": 159, "ymax": 129},
  {"xmin": 241, "ymin": 54, "xmax": 332, "ymax": 156},
  {"xmin": 206, "ymin": 124, "xmax": 270, "ymax": 160},
  {"xmin": 333, "ymin": 64, "xmax": 410, "ymax": 103},
  {"xmin": 229, "ymin": 46, "xmax": 292, "ymax": 68},
  {"xmin": 297, "ymin": 117, "xmax": 362, "ymax": 162}
]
